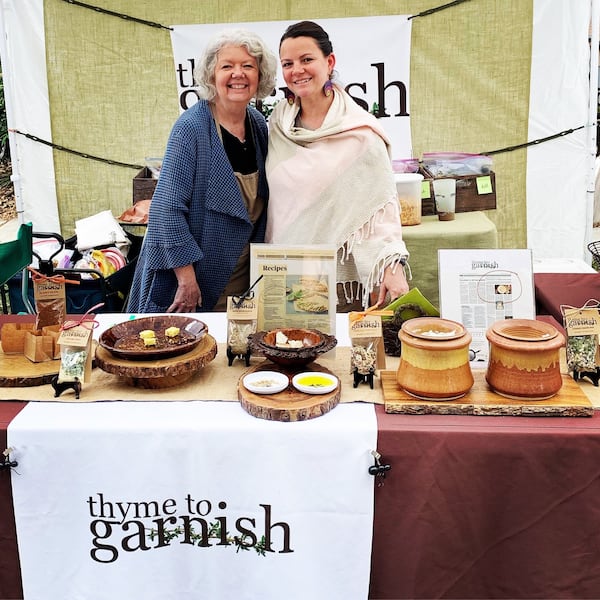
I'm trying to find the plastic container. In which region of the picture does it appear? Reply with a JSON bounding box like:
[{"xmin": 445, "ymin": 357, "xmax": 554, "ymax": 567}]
[{"xmin": 394, "ymin": 173, "xmax": 423, "ymax": 226}]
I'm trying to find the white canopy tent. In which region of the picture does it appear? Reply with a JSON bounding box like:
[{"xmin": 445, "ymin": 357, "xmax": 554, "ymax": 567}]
[{"xmin": 0, "ymin": 0, "xmax": 598, "ymax": 262}]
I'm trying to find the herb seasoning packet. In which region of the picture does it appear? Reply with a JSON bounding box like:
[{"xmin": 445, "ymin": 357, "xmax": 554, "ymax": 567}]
[
  {"xmin": 349, "ymin": 314, "xmax": 386, "ymax": 375},
  {"xmin": 226, "ymin": 296, "xmax": 258, "ymax": 360},
  {"xmin": 33, "ymin": 273, "xmax": 67, "ymax": 329},
  {"xmin": 56, "ymin": 323, "xmax": 94, "ymax": 384},
  {"xmin": 562, "ymin": 303, "xmax": 600, "ymax": 372}
]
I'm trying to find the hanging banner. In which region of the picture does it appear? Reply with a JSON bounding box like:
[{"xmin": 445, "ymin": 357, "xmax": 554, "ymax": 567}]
[
  {"xmin": 9, "ymin": 401, "xmax": 377, "ymax": 600},
  {"xmin": 170, "ymin": 15, "xmax": 413, "ymax": 158}
]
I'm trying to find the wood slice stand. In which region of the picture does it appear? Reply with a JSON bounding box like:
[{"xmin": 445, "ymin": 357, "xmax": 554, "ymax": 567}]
[
  {"xmin": 0, "ymin": 348, "xmax": 60, "ymax": 387},
  {"xmin": 95, "ymin": 334, "xmax": 217, "ymax": 389},
  {"xmin": 382, "ymin": 369, "xmax": 594, "ymax": 417},
  {"xmin": 238, "ymin": 360, "xmax": 340, "ymax": 422}
]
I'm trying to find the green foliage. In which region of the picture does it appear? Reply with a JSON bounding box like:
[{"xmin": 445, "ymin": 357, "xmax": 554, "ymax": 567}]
[
  {"xmin": 251, "ymin": 98, "xmax": 279, "ymax": 121},
  {"xmin": 148, "ymin": 523, "xmax": 268, "ymax": 556}
]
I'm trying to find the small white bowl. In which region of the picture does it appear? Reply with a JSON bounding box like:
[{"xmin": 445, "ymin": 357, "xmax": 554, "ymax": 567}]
[
  {"xmin": 243, "ymin": 370, "xmax": 289, "ymax": 395},
  {"xmin": 292, "ymin": 372, "xmax": 338, "ymax": 395}
]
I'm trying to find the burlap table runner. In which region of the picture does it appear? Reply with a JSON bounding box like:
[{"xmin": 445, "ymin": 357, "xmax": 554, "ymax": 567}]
[{"xmin": 2, "ymin": 344, "xmax": 399, "ymax": 403}]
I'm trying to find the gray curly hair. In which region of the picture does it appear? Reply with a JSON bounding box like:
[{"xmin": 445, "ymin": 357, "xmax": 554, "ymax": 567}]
[{"xmin": 194, "ymin": 29, "xmax": 277, "ymax": 101}]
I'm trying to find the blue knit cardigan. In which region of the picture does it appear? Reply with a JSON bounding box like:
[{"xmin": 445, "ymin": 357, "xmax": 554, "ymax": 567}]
[{"xmin": 127, "ymin": 100, "xmax": 269, "ymax": 312}]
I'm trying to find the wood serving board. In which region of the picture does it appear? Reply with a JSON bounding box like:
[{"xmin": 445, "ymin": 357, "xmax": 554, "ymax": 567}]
[
  {"xmin": 382, "ymin": 370, "xmax": 594, "ymax": 417},
  {"xmin": 238, "ymin": 361, "xmax": 340, "ymax": 422},
  {"xmin": 95, "ymin": 334, "xmax": 217, "ymax": 389},
  {"xmin": 0, "ymin": 348, "xmax": 60, "ymax": 387}
]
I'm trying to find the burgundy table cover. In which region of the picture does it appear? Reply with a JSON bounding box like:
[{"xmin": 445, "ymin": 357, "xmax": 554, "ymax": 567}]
[
  {"xmin": 370, "ymin": 406, "xmax": 600, "ymax": 599},
  {"xmin": 535, "ymin": 272, "xmax": 600, "ymax": 324}
]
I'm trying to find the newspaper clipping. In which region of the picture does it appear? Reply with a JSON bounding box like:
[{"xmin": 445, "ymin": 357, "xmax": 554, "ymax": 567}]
[
  {"xmin": 250, "ymin": 244, "xmax": 337, "ymax": 334},
  {"xmin": 438, "ymin": 249, "xmax": 536, "ymax": 366}
]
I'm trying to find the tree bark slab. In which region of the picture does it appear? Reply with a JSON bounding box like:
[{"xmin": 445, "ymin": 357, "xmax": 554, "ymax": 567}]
[{"xmin": 382, "ymin": 369, "xmax": 593, "ymax": 417}]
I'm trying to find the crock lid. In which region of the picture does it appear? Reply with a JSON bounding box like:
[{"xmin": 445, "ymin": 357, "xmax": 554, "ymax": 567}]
[{"xmin": 490, "ymin": 319, "xmax": 559, "ymax": 342}]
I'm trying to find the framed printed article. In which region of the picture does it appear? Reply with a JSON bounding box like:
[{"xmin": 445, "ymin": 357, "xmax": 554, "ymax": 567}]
[
  {"xmin": 250, "ymin": 244, "xmax": 337, "ymax": 334},
  {"xmin": 438, "ymin": 249, "xmax": 535, "ymax": 366}
]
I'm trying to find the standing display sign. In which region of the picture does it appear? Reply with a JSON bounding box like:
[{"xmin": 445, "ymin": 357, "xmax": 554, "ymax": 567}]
[
  {"xmin": 438, "ymin": 249, "xmax": 536, "ymax": 366},
  {"xmin": 250, "ymin": 244, "xmax": 337, "ymax": 334}
]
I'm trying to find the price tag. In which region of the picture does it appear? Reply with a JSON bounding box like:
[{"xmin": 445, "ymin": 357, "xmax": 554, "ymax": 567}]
[
  {"xmin": 476, "ymin": 175, "xmax": 493, "ymax": 195},
  {"xmin": 421, "ymin": 181, "xmax": 431, "ymax": 199}
]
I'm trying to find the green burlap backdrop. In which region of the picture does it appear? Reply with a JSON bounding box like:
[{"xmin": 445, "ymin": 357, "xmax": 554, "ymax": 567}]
[{"xmin": 44, "ymin": 0, "xmax": 532, "ymax": 249}]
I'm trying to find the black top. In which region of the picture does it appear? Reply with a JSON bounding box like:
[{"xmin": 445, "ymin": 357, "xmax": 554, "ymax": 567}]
[{"xmin": 221, "ymin": 113, "xmax": 257, "ymax": 175}]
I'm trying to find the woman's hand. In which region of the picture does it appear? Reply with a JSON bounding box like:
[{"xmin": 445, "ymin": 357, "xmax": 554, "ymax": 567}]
[
  {"xmin": 375, "ymin": 264, "xmax": 409, "ymax": 306},
  {"xmin": 167, "ymin": 264, "xmax": 202, "ymax": 312}
]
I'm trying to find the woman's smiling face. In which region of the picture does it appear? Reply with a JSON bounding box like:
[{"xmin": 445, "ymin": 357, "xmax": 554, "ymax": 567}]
[
  {"xmin": 213, "ymin": 45, "xmax": 259, "ymax": 104},
  {"xmin": 279, "ymin": 36, "xmax": 335, "ymax": 100}
]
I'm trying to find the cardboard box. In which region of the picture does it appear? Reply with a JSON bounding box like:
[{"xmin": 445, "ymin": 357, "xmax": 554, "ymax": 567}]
[
  {"xmin": 420, "ymin": 167, "xmax": 496, "ymax": 215},
  {"xmin": 133, "ymin": 167, "xmax": 157, "ymax": 203},
  {"xmin": 1, "ymin": 323, "xmax": 35, "ymax": 354},
  {"xmin": 24, "ymin": 330, "xmax": 54, "ymax": 363}
]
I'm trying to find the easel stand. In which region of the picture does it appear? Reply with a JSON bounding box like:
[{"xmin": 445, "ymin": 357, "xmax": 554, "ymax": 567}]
[
  {"xmin": 226, "ymin": 345, "xmax": 251, "ymax": 367},
  {"xmin": 353, "ymin": 367, "xmax": 375, "ymax": 389},
  {"xmin": 573, "ymin": 368, "xmax": 600, "ymax": 387}
]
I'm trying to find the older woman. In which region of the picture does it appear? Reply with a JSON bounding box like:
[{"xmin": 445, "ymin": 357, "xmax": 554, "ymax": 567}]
[
  {"xmin": 266, "ymin": 21, "xmax": 410, "ymax": 311},
  {"xmin": 128, "ymin": 29, "xmax": 277, "ymax": 312}
]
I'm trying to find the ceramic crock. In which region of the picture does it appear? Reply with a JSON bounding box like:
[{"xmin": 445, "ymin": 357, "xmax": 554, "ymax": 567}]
[
  {"xmin": 396, "ymin": 317, "xmax": 474, "ymax": 400},
  {"xmin": 485, "ymin": 319, "xmax": 565, "ymax": 400}
]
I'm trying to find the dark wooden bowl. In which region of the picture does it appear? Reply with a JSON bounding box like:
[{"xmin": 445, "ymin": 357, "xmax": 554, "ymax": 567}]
[
  {"xmin": 262, "ymin": 328, "xmax": 324, "ymax": 351},
  {"xmin": 98, "ymin": 315, "xmax": 207, "ymax": 361},
  {"xmin": 248, "ymin": 329, "xmax": 337, "ymax": 369}
]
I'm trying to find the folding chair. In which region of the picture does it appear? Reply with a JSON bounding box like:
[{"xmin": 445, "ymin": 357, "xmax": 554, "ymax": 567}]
[{"xmin": 0, "ymin": 221, "xmax": 34, "ymax": 313}]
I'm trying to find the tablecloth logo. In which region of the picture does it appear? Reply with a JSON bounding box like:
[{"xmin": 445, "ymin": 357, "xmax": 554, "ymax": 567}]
[{"xmin": 87, "ymin": 492, "xmax": 294, "ymax": 563}]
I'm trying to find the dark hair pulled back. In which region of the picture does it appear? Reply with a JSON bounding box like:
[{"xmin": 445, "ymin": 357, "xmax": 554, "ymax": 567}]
[{"xmin": 279, "ymin": 20, "xmax": 333, "ymax": 56}]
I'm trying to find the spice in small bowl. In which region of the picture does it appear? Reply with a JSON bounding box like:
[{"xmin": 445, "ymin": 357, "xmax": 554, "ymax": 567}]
[{"xmin": 243, "ymin": 371, "xmax": 289, "ymax": 395}]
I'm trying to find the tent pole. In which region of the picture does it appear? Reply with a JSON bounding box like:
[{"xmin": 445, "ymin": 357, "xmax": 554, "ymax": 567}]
[
  {"xmin": 0, "ymin": 0, "xmax": 25, "ymax": 226},
  {"xmin": 585, "ymin": 0, "xmax": 600, "ymax": 258}
]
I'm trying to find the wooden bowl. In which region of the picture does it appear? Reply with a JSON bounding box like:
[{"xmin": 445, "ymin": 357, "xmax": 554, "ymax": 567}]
[
  {"xmin": 261, "ymin": 328, "xmax": 324, "ymax": 350},
  {"xmin": 99, "ymin": 315, "xmax": 207, "ymax": 361},
  {"xmin": 248, "ymin": 329, "xmax": 337, "ymax": 369}
]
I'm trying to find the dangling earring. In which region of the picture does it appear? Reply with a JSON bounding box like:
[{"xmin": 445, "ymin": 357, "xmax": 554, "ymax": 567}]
[
  {"xmin": 283, "ymin": 87, "xmax": 296, "ymax": 105},
  {"xmin": 323, "ymin": 77, "xmax": 334, "ymax": 98}
]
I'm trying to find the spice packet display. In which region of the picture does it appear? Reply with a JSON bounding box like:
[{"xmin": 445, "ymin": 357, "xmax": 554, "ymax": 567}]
[
  {"xmin": 566, "ymin": 335, "xmax": 598, "ymax": 372},
  {"xmin": 227, "ymin": 320, "xmax": 257, "ymax": 355},
  {"xmin": 226, "ymin": 296, "xmax": 258, "ymax": 358},
  {"xmin": 561, "ymin": 303, "xmax": 600, "ymax": 372},
  {"xmin": 348, "ymin": 314, "xmax": 386, "ymax": 374},
  {"xmin": 350, "ymin": 339, "xmax": 379, "ymax": 375},
  {"xmin": 33, "ymin": 274, "xmax": 67, "ymax": 329},
  {"xmin": 57, "ymin": 346, "xmax": 88, "ymax": 383},
  {"xmin": 56, "ymin": 323, "xmax": 94, "ymax": 384}
]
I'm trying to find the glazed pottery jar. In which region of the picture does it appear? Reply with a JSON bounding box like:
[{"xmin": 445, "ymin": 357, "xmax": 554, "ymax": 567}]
[
  {"xmin": 485, "ymin": 319, "xmax": 565, "ymax": 400},
  {"xmin": 396, "ymin": 317, "xmax": 474, "ymax": 400}
]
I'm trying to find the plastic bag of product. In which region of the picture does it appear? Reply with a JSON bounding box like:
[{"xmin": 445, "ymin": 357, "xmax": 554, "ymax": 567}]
[
  {"xmin": 422, "ymin": 152, "xmax": 493, "ymax": 177},
  {"xmin": 392, "ymin": 158, "xmax": 420, "ymax": 174}
]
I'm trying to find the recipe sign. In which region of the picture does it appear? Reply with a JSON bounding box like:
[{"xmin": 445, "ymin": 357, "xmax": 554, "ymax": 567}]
[{"xmin": 250, "ymin": 244, "xmax": 337, "ymax": 335}]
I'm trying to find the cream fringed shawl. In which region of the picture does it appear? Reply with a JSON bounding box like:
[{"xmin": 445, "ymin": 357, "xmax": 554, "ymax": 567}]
[{"xmin": 266, "ymin": 85, "xmax": 409, "ymax": 307}]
